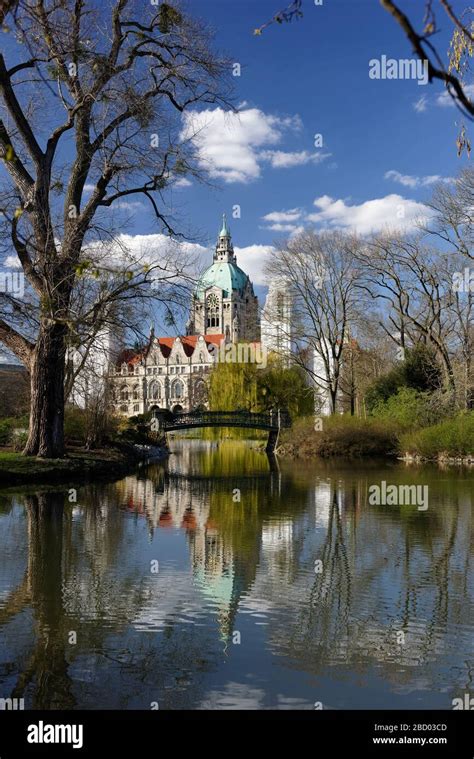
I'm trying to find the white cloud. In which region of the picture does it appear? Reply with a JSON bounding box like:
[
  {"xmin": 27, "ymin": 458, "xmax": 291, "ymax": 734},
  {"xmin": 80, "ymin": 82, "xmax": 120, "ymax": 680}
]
[
  {"xmin": 84, "ymin": 233, "xmax": 210, "ymax": 278},
  {"xmin": 172, "ymin": 177, "xmax": 192, "ymax": 189},
  {"xmin": 306, "ymin": 193, "xmax": 431, "ymax": 234},
  {"xmin": 234, "ymin": 244, "xmax": 275, "ymax": 285},
  {"xmin": 260, "ymin": 149, "xmax": 331, "ymax": 168},
  {"xmin": 262, "ymin": 208, "xmax": 303, "ymax": 223},
  {"xmin": 264, "ymin": 223, "xmax": 300, "ymax": 232},
  {"xmin": 413, "ymin": 95, "xmax": 428, "ymax": 113},
  {"xmin": 180, "ymin": 107, "xmax": 307, "ymax": 184},
  {"xmin": 4, "ymin": 255, "xmax": 21, "ymax": 268},
  {"xmin": 112, "ymin": 200, "xmax": 145, "ymax": 211},
  {"xmin": 385, "ymin": 169, "xmax": 454, "ymax": 188},
  {"xmin": 436, "ymin": 83, "xmax": 474, "ymax": 107}
]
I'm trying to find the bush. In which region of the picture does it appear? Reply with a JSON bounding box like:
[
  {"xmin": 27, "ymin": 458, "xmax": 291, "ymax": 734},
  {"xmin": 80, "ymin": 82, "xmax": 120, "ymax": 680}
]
[
  {"xmin": 400, "ymin": 412, "xmax": 474, "ymax": 458},
  {"xmin": 64, "ymin": 407, "xmax": 88, "ymax": 445},
  {"xmin": 280, "ymin": 414, "xmax": 400, "ymax": 458},
  {"xmin": 10, "ymin": 429, "xmax": 29, "ymax": 452},
  {"xmin": 366, "ymin": 345, "xmax": 442, "ymax": 411},
  {"xmin": 0, "ymin": 418, "xmax": 15, "ymax": 446},
  {"xmin": 117, "ymin": 412, "xmax": 164, "ymax": 445},
  {"xmin": 370, "ymin": 387, "xmax": 439, "ymax": 429},
  {"xmin": 0, "ymin": 416, "xmax": 29, "ymax": 446},
  {"xmin": 65, "ymin": 405, "xmax": 120, "ymax": 449}
]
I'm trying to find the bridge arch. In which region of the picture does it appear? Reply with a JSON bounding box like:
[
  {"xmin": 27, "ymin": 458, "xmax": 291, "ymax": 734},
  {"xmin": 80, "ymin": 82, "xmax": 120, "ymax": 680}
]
[{"xmin": 153, "ymin": 409, "xmax": 291, "ymax": 453}]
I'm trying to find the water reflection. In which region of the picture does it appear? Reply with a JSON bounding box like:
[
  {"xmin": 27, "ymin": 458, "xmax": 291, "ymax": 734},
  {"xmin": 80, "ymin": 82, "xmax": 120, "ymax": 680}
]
[{"xmin": 0, "ymin": 441, "xmax": 473, "ymax": 709}]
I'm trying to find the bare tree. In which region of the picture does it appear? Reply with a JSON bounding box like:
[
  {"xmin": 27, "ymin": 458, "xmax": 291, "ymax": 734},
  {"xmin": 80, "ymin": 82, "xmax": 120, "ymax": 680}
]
[
  {"xmin": 0, "ymin": 0, "xmax": 231, "ymax": 457},
  {"xmin": 266, "ymin": 231, "xmax": 363, "ymax": 414},
  {"xmin": 379, "ymin": 1, "xmax": 474, "ymax": 121},
  {"xmin": 0, "ymin": 0, "xmax": 18, "ymax": 27},
  {"xmin": 359, "ymin": 232, "xmax": 472, "ymax": 406},
  {"xmin": 426, "ymin": 169, "xmax": 474, "ymax": 262}
]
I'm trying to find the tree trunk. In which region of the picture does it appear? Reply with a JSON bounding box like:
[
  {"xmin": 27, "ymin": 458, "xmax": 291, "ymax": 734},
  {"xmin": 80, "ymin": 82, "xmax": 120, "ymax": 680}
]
[{"xmin": 23, "ymin": 320, "xmax": 67, "ymax": 458}]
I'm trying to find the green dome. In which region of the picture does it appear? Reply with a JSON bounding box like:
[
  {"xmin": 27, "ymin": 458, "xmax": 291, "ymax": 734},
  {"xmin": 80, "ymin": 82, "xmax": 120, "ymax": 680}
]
[{"xmin": 195, "ymin": 262, "xmax": 248, "ymax": 301}]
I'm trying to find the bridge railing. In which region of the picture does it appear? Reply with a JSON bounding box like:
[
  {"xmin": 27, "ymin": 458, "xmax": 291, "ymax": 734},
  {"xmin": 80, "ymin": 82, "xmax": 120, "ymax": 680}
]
[{"xmin": 160, "ymin": 409, "xmax": 291, "ymax": 431}]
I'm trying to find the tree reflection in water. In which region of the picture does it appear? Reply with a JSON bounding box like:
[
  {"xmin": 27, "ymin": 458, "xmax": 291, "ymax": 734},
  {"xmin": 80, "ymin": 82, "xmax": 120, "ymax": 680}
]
[{"xmin": 0, "ymin": 442, "xmax": 472, "ymax": 709}]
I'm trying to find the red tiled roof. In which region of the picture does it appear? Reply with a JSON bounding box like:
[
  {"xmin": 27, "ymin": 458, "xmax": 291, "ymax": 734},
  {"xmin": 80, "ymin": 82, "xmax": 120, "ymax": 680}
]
[
  {"xmin": 203, "ymin": 334, "xmax": 224, "ymax": 346},
  {"xmin": 157, "ymin": 337, "xmax": 173, "ymax": 357},
  {"xmin": 117, "ymin": 348, "xmax": 144, "ymax": 366},
  {"xmin": 117, "ymin": 334, "xmax": 225, "ymax": 366}
]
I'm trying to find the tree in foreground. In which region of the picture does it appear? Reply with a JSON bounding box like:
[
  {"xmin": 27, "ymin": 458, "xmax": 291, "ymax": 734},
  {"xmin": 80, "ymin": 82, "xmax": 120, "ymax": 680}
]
[{"xmin": 0, "ymin": 0, "xmax": 230, "ymax": 457}]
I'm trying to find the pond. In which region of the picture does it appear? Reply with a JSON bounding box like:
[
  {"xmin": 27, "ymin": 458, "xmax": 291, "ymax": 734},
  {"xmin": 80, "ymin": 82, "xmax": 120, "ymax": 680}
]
[{"xmin": 0, "ymin": 440, "xmax": 472, "ymax": 710}]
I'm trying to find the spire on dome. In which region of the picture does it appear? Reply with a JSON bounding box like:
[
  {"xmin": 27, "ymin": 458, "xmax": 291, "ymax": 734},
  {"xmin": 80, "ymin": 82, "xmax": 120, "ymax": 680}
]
[
  {"xmin": 219, "ymin": 213, "xmax": 231, "ymax": 238},
  {"xmin": 214, "ymin": 212, "xmax": 236, "ymax": 264}
]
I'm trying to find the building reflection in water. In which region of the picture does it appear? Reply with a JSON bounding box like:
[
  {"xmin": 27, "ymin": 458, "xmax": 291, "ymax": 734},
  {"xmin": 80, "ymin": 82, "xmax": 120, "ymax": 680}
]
[{"xmin": 0, "ymin": 441, "xmax": 472, "ymax": 709}]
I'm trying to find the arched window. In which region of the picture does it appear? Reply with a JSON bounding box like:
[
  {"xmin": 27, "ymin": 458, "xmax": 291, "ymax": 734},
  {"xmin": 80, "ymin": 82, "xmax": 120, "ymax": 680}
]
[
  {"xmin": 132, "ymin": 384, "xmax": 139, "ymax": 401},
  {"xmin": 176, "ymin": 355, "xmax": 181, "ymax": 365},
  {"xmin": 206, "ymin": 293, "xmax": 220, "ymax": 328},
  {"xmin": 148, "ymin": 381, "xmax": 161, "ymax": 401},
  {"xmin": 120, "ymin": 386, "xmax": 129, "ymax": 401},
  {"xmin": 172, "ymin": 380, "xmax": 184, "ymax": 399}
]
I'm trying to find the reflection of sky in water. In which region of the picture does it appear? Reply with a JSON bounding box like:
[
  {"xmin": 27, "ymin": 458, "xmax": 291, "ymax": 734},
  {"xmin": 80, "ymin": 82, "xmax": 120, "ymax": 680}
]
[{"xmin": 0, "ymin": 441, "xmax": 473, "ymax": 710}]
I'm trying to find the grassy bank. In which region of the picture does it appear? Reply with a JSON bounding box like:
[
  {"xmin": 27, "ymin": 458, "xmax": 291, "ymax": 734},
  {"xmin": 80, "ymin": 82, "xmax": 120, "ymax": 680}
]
[
  {"xmin": 400, "ymin": 413, "xmax": 474, "ymax": 462},
  {"xmin": 0, "ymin": 442, "xmax": 159, "ymax": 486},
  {"xmin": 278, "ymin": 412, "xmax": 474, "ymax": 462}
]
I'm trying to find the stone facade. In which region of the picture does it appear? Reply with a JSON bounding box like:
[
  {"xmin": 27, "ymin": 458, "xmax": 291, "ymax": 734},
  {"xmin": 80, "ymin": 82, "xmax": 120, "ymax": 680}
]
[
  {"xmin": 110, "ymin": 215, "xmax": 261, "ymax": 417},
  {"xmin": 111, "ymin": 333, "xmax": 222, "ymax": 416}
]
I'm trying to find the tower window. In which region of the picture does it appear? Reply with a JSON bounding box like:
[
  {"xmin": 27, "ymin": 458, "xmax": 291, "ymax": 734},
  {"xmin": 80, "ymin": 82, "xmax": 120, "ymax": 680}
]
[{"xmin": 206, "ymin": 293, "xmax": 220, "ymax": 328}]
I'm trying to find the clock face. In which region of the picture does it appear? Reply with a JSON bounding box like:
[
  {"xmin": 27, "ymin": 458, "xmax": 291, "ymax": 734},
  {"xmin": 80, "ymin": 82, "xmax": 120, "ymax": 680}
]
[{"xmin": 206, "ymin": 294, "xmax": 219, "ymax": 308}]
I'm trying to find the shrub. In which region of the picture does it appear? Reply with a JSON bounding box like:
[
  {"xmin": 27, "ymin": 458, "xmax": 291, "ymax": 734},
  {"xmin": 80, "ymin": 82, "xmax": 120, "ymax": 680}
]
[
  {"xmin": 64, "ymin": 407, "xmax": 88, "ymax": 445},
  {"xmin": 370, "ymin": 387, "xmax": 439, "ymax": 429},
  {"xmin": 0, "ymin": 418, "xmax": 15, "ymax": 446},
  {"xmin": 280, "ymin": 414, "xmax": 400, "ymax": 458},
  {"xmin": 117, "ymin": 412, "xmax": 165, "ymax": 444},
  {"xmin": 65, "ymin": 405, "xmax": 120, "ymax": 449},
  {"xmin": 400, "ymin": 412, "xmax": 474, "ymax": 458},
  {"xmin": 10, "ymin": 429, "xmax": 29, "ymax": 452},
  {"xmin": 366, "ymin": 345, "xmax": 442, "ymax": 411},
  {"xmin": 0, "ymin": 416, "xmax": 29, "ymax": 446}
]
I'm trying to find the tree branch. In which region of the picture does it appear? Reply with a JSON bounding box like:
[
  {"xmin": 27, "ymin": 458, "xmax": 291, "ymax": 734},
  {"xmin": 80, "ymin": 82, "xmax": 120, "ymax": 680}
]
[{"xmin": 0, "ymin": 318, "xmax": 34, "ymax": 368}]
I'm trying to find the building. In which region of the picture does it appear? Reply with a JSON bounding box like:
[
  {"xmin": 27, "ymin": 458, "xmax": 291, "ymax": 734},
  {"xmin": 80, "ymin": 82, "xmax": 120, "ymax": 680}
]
[
  {"xmin": 109, "ymin": 215, "xmax": 261, "ymax": 416},
  {"xmin": 0, "ymin": 356, "xmax": 29, "ymax": 417},
  {"xmin": 71, "ymin": 214, "xmax": 356, "ymax": 419},
  {"xmin": 187, "ymin": 214, "xmax": 259, "ymax": 343},
  {"xmin": 260, "ymin": 277, "xmax": 293, "ymax": 365}
]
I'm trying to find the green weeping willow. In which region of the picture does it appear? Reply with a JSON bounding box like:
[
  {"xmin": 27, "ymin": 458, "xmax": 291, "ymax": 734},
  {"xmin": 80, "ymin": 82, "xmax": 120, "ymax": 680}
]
[{"xmin": 204, "ymin": 354, "xmax": 313, "ymax": 440}]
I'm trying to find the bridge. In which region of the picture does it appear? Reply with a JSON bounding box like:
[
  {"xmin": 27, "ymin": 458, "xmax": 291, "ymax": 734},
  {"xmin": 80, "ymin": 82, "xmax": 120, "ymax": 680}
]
[{"xmin": 151, "ymin": 409, "xmax": 291, "ymax": 453}]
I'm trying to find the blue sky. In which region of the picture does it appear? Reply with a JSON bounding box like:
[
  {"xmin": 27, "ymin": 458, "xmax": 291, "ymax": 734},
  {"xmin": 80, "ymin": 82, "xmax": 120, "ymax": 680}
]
[
  {"xmin": 133, "ymin": 0, "xmax": 469, "ymax": 289},
  {"xmin": 1, "ymin": 0, "xmax": 471, "ymax": 346}
]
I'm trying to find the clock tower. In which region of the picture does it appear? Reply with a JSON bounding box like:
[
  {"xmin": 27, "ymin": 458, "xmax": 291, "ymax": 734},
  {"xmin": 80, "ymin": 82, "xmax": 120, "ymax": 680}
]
[{"xmin": 190, "ymin": 214, "xmax": 259, "ymax": 343}]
